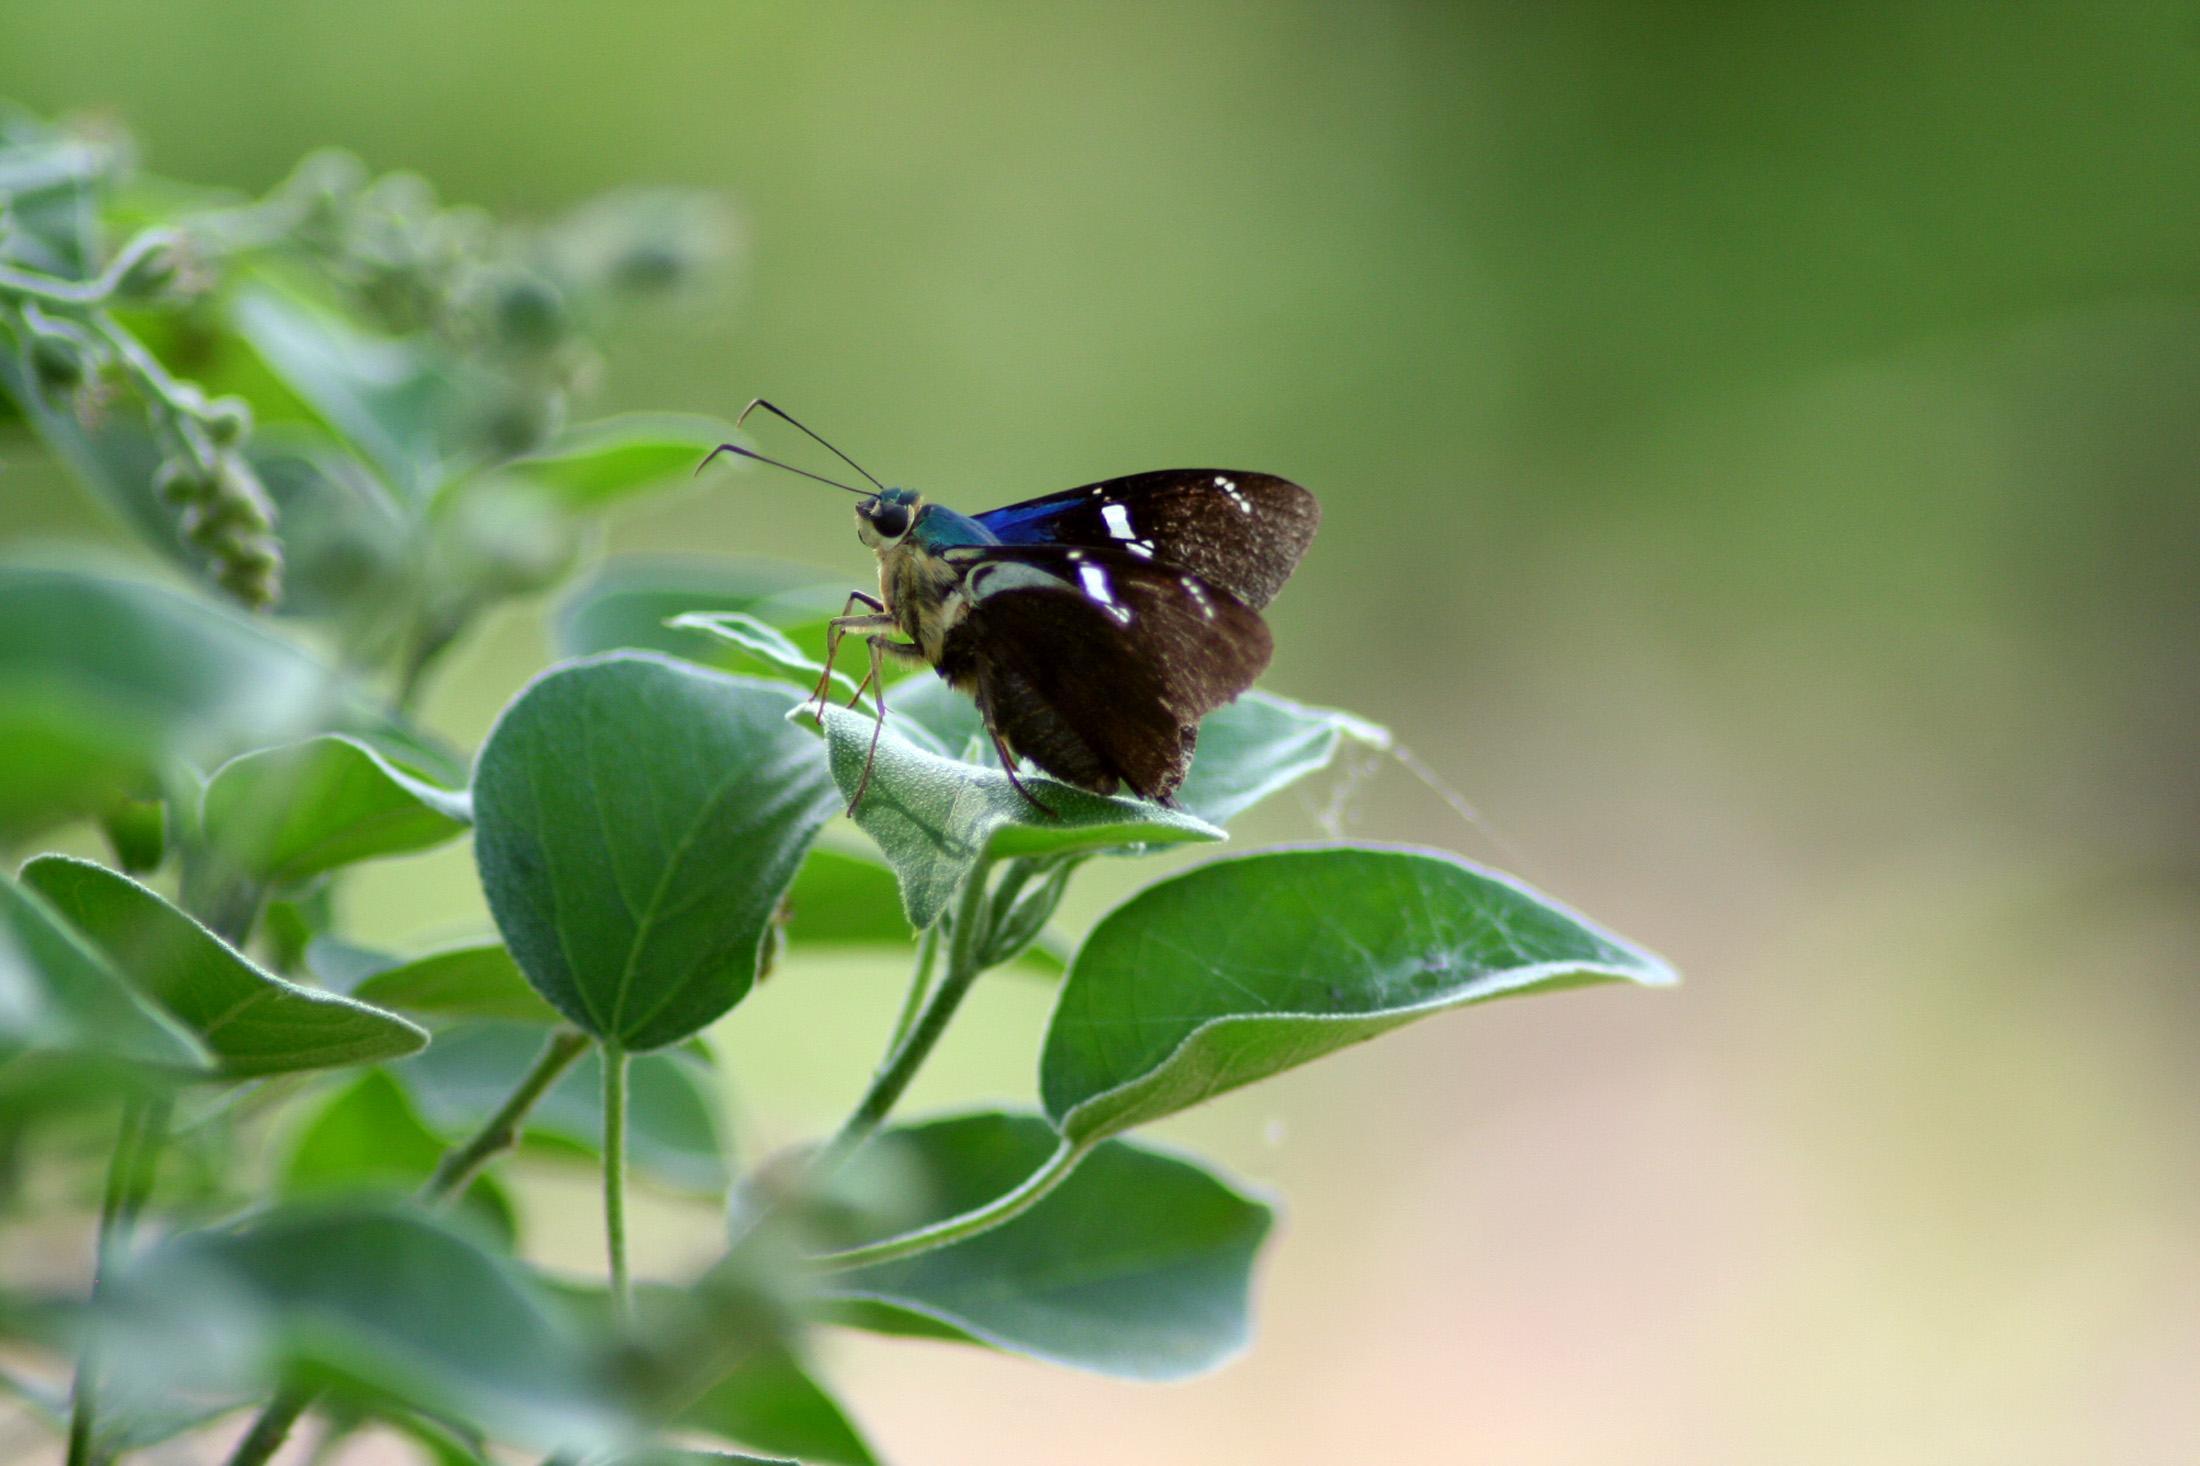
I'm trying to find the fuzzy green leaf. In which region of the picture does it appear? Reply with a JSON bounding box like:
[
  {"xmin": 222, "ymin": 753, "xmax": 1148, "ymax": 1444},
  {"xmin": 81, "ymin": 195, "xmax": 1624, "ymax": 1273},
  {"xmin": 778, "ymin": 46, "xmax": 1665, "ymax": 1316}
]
[
  {"xmin": 825, "ymin": 1112, "xmax": 1273, "ymax": 1380},
  {"xmin": 813, "ymin": 703, "xmax": 1222, "ymax": 929},
  {"xmin": 472, "ymin": 653, "xmax": 838, "ymax": 1051},
  {"xmin": 1173, "ymin": 691, "xmax": 1389, "ymax": 826},
  {"xmin": 0, "ymin": 871, "xmax": 209, "ymax": 1086},
  {"xmin": 19, "ymin": 855, "xmax": 425, "ymax": 1077},
  {"xmin": 1041, "ymin": 846, "xmax": 1677, "ymax": 1143},
  {"xmin": 201, "ymin": 734, "xmax": 470, "ymax": 887}
]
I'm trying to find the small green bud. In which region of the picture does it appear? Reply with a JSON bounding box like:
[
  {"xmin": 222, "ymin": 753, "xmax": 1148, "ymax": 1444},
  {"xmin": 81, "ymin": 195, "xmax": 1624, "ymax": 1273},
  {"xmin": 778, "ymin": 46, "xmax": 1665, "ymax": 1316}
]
[
  {"xmin": 155, "ymin": 458, "xmax": 217, "ymax": 506},
  {"xmin": 216, "ymin": 554, "xmax": 281, "ymax": 610},
  {"xmin": 476, "ymin": 389, "xmax": 563, "ymax": 459},
  {"xmin": 489, "ymin": 272, "xmax": 569, "ymax": 355},
  {"xmin": 203, "ymin": 395, "xmax": 253, "ymax": 447},
  {"xmin": 210, "ymin": 456, "xmax": 276, "ymax": 531}
]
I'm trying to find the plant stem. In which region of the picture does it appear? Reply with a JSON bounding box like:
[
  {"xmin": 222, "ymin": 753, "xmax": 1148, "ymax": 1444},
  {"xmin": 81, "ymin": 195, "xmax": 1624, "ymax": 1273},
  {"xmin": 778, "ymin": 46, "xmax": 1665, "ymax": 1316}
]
[
  {"xmin": 422, "ymin": 1029, "xmax": 590, "ymax": 1201},
  {"xmin": 883, "ymin": 920, "xmax": 944, "ymax": 1058},
  {"xmin": 817, "ymin": 856, "xmax": 996, "ymax": 1170},
  {"xmin": 221, "ymin": 1031, "xmax": 589, "ymax": 1466},
  {"xmin": 65, "ymin": 1100, "xmax": 145, "ymax": 1466},
  {"xmin": 602, "ymin": 1044, "xmax": 632, "ymax": 1321},
  {"xmin": 812, "ymin": 1136, "xmax": 1093, "ymax": 1271}
]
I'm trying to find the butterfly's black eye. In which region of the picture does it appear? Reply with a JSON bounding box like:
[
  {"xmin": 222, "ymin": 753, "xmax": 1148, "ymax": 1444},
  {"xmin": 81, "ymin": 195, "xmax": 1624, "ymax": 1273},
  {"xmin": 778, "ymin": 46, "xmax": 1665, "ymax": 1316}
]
[{"xmin": 867, "ymin": 501, "xmax": 911, "ymax": 539}]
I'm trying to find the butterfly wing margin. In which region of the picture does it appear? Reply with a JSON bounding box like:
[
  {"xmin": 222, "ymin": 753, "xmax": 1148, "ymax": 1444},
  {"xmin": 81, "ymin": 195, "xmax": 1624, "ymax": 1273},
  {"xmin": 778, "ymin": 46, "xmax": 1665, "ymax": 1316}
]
[
  {"xmin": 970, "ymin": 470, "xmax": 1318, "ymax": 610},
  {"xmin": 938, "ymin": 546, "xmax": 1272, "ymax": 800}
]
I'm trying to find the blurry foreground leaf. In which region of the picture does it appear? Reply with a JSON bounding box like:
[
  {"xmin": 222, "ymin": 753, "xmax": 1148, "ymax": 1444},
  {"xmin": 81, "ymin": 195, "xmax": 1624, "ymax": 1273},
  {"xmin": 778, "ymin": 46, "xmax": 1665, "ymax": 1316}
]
[
  {"xmin": 100, "ymin": 1203, "xmax": 619, "ymax": 1451},
  {"xmin": 495, "ymin": 412, "xmax": 731, "ymax": 508}
]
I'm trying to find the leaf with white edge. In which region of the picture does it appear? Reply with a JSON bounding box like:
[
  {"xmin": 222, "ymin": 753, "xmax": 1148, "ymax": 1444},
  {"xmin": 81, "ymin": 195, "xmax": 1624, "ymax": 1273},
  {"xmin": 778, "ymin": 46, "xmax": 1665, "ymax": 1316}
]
[
  {"xmin": 473, "ymin": 653, "xmax": 838, "ymax": 1051},
  {"xmin": 680, "ymin": 1346, "xmax": 880, "ymax": 1466},
  {"xmin": 824, "ymin": 1112, "xmax": 1273, "ymax": 1381},
  {"xmin": 1174, "ymin": 691, "xmax": 1390, "ymax": 827},
  {"xmin": 400, "ymin": 1022, "xmax": 730, "ymax": 1192},
  {"xmin": 19, "ymin": 856, "xmax": 426, "ymax": 1077},
  {"xmin": 496, "ymin": 412, "xmax": 732, "ymax": 507},
  {"xmin": 1041, "ymin": 846, "xmax": 1678, "ymax": 1143},
  {"xmin": 0, "ymin": 872, "xmax": 209, "ymax": 1079},
  {"xmin": 813, "ymin": 703, "xmax": 1222, "ymax": 930},
  {"xmin": 666, "ymin": 611, "xmax": 911, "ymax": 714},
  {"xmin": 99, "ymin": 1203, "xmax": 620, "ymax": 1451},
  {"xmin": 201, "ymin": 734, "xmax": 470, "ymax": 888},
  {"xmin": 350, "ymin": 942, "xmax": 564, "ymax": 1025},
  {"xmin": 553, "ymin": 556, "xmax": 848, "ymax": 665}
]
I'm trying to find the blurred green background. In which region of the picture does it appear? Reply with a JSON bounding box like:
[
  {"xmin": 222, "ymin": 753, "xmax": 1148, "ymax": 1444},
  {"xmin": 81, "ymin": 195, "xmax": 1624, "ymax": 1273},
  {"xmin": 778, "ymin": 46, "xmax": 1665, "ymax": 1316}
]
[{"xmin": 3, "ymin": 2, "xmax": 2195, "ymax": 1462}]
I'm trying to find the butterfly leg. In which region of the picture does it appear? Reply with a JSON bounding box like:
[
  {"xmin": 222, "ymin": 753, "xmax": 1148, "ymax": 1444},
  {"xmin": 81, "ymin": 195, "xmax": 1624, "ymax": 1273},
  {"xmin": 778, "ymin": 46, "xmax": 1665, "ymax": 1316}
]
[
  {"xmin": 813, "ymin": 591, "xmax": 889, "ymax": 717},
  {"xmin": 986, "ymin": 724, "xmax": 1059, "ymax": 820},
  {"xmin": 846, "ymin": 632, "xmax": 925, "ymax": 814}
]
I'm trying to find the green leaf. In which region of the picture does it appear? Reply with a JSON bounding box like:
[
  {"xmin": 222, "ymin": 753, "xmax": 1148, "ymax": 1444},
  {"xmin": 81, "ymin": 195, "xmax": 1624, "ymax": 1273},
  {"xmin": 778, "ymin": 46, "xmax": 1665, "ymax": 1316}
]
[
  {"xmin": 399, "ymin": 1022, "xmax": 730, "ymax": 1192},
  {"xmin": 280, "ymin": 1068, "xmax": 517, "ymax": 1243},
  {"xmin": 231, "ymin": 281, "xmax": 475, "ymax": 498},
  {"xmin": 495, "ymin": 412, "xmax": 732, "ymax": 507},
  {"xmin": 825, "ymin": 1112, "xmax": 1273, "ymax": 1380},
  {"xmin": 667, "ymin": 611, "xmax": 872, "ymax": 707},
  {"xmin": 681, "ymin": 1346, "xmax": 880, "ymax": 1466},
  {"xmin": 1041, "ymin": 846, "xmax": 1677, "ymax": 1143},
  {"xmin": 100, "ymin": 1203, "xmax": 620, "ymax": 1451},
  {"xmin": 552, "ymin": 556, "xmax": 848, "ymax": 665},
  {"xmin": 472, "ymin": 653, "xmax": 838, "ymax": 1051},
  {"xmin": 814, "ymin": 703, "xmax": 1222, "ymax": 930},
  {"xmin": 0, "ymin": 563, "xmax": 454, "ymax": 837},
  {"xmin": 18, "ymin": 855, "xmax": 426, "ymax": 1077},
  {"xmin": 201, "ymin": 734, "xmax": 470, "ymax": 887},
  {"xmin": 1174, "ymin": 691, "xmax": 1390, "ymax": 827},
  {"xmin": 249, "ymin": 435, "xmax": 411, "ymax": 621},
  {"xmin": 0, "ymin": 347, "xmax": 175, "ymax": 555},
  {"xmin": 350, "ymin": 942, "xmax": 564, "ymax": 1024},
  {"xmin": 0, "ymin": 870, "xmax": 209, "ymax": 1080}
]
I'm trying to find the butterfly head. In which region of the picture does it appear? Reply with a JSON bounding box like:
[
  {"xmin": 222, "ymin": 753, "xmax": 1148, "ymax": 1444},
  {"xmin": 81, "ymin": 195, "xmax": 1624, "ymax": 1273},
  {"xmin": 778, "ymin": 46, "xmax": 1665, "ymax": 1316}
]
[{"xmin": 856, "ymin": 486, "xmax": 923, "ymax": 549}]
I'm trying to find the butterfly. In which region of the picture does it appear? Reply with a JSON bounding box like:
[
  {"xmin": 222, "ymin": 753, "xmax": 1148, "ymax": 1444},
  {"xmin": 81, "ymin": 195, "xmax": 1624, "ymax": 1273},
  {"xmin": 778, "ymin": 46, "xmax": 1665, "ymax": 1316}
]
[{"xmin": 704, "ymin": 401, "xmax": 1319, "ymax": 814}]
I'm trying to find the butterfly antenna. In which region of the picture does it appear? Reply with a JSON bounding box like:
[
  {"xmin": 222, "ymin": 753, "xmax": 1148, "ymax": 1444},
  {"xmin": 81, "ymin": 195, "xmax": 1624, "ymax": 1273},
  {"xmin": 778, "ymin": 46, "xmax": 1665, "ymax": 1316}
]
[
  {"xmin": 737, "ymin": 398, "xmax": 889, "ymax": 492},
  {"xmin": 696, "ymin": 443, "xmax": 869, "ymax": 496}
]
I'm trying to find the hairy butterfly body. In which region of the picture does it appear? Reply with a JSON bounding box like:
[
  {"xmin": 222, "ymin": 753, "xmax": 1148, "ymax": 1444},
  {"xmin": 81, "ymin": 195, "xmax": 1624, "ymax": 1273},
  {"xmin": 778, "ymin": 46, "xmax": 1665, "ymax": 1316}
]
[{"xmin": 706, "ymin": 403, "xmax": 1318, "ymax": 813}]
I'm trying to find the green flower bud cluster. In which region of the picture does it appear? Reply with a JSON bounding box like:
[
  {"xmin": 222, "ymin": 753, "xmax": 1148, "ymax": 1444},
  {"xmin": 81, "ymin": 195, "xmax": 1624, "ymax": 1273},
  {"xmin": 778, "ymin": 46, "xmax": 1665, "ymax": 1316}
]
[{"xmin": 157, "ymin": 444, "xmax": 282, "ymax": 609}]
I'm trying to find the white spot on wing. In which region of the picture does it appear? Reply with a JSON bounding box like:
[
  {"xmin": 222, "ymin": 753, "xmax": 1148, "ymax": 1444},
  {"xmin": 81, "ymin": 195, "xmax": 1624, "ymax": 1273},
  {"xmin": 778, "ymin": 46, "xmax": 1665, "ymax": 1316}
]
[
  {"xmin": 1101, "ymin": 503, "xmax": 1135, "ymax": 538},
  {"xmin": 1213, "ymin": 474, "xmax": 1252, "ymax": 514},
  {"xmin": 1078, "ymin": 563, "xmax": 1132, "ymax": 622}
]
